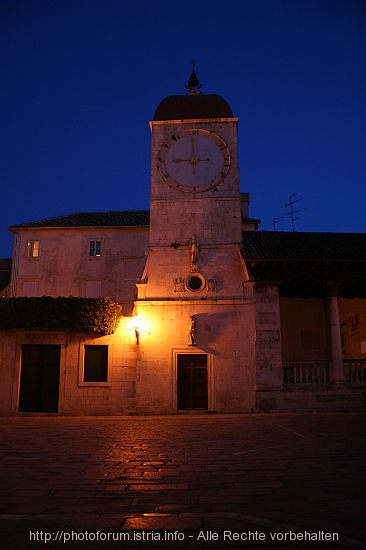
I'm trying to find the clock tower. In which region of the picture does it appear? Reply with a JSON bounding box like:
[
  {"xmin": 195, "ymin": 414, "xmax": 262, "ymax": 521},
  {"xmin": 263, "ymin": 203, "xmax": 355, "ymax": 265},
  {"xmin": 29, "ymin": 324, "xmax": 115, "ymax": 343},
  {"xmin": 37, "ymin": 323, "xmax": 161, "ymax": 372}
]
[
  {"xmin": 142, "ymin": 69, "xmax": 245, "ymax": 299},
  {"xmin": 135, "ymin": 69, "xmax": 255, "ymax": 413}
]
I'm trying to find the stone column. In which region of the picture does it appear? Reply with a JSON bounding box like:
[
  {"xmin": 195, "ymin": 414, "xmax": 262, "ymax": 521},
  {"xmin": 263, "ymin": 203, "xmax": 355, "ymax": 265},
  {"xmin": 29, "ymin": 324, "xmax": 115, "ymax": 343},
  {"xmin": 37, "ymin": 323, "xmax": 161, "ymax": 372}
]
[{"xmin": 327, "ymin": 285, "xmax": 344, "ymax": 384}]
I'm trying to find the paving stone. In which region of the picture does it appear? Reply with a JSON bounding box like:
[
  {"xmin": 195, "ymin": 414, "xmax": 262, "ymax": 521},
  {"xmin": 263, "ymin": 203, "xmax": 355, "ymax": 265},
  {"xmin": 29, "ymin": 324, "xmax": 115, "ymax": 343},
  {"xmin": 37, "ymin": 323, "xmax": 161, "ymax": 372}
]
[{"xmin": 0, "ymin": 413, "xmax": 365, "ymax": 548}]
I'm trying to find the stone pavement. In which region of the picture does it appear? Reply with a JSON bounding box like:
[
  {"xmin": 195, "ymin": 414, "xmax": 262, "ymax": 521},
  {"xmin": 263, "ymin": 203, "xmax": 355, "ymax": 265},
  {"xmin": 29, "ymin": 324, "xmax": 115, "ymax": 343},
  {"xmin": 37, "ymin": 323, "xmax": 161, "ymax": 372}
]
[{"xmin": 0, "ymin": 413, "xmax": 365, "ymax": 550}]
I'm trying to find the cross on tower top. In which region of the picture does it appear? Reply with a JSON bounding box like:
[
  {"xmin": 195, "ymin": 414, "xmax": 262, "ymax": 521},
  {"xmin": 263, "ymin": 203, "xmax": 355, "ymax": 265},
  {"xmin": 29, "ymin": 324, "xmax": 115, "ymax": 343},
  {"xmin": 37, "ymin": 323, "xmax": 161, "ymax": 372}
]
[{"xmin": 186, "ymin": 61, "xmax": 202, "ymax": 95}]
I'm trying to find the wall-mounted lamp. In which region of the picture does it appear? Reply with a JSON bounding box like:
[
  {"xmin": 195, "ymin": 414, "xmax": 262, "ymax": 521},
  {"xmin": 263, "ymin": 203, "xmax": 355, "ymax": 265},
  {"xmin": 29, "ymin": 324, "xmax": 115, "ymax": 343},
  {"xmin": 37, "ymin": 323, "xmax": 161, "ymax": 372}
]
[{"xmin": 132, "ymin": 315, "xmax": 143, "ymax": 345}]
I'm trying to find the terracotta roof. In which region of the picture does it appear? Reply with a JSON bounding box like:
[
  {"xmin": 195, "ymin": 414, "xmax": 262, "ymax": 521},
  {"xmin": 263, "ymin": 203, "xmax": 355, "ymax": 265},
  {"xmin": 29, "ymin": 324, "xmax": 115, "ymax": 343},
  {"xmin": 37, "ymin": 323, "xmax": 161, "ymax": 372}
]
[
  {"xmin": 242, "ymin": 231, "xmax": 366, "ymax": 298},
  {"xmin": 153, "ymin": 94, "xmax": 234, "ymax": 121},
  {"xmin": 9, "ymin": 210, "xmax": 150, "ymax": 229},
  {"xmin": 242, "ymin": 231, "xmax": 366, "ymax": 262}
]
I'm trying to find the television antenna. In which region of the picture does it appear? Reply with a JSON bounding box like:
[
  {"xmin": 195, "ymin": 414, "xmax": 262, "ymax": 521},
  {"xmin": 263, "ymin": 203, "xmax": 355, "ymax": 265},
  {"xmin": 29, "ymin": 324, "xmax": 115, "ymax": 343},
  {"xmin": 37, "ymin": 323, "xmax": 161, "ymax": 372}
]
[
  {"xmin": 273, "ymin": 215, "xmax": 286, "ymax": 231},
  {"xmin": 285, "ymin": 193, "xmax": 305, "ymax": 232}
]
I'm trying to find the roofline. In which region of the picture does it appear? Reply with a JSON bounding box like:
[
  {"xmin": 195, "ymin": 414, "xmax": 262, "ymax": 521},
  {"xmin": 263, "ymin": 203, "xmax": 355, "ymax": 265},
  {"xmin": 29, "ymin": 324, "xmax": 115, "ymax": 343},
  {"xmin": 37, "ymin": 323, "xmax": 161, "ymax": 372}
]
[
  {"xmin": 9, "ymin": 210, "xmax": 150, "ymax": 230},
  {"xmin": 149, "ymin": 117, "xmax": 238, "ymax": 130},
  {"xmin": 245, "ymin": 257, "xmax": 366, "ymax": 264},
  {"xmin": 9, "ymin": 223, "xmax": 150, "ymax": 231},
  {"xmin": 243, "ymin": 229, "xmax": 366, "ymax": 236}
]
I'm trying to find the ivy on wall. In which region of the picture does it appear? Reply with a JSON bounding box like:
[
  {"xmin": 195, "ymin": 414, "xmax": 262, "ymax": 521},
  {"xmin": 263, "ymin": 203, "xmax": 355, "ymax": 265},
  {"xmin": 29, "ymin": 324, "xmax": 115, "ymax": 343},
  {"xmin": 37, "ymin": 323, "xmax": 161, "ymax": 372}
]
[{"xmin": 0, "ymin": 297, "xmax": 122, "ymax": 335}]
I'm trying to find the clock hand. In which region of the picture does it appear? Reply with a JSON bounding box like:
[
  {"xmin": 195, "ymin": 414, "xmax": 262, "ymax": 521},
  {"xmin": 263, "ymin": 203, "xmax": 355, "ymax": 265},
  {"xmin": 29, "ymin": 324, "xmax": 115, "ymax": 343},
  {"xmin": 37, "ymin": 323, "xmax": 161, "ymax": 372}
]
[
  {"xmin": 190, "ymin": 156, "xmax": 209, "ymax": 174},
  {"xmin": 173, "ymin": 155, "xmax": 210, "ymax": 176},
  {"xmin": 172, "ymin": 157, "xmax": 210, "ymax": 163},
  {"xmin": 191, "ymin": 136, "xmax": 196, "ymax": 157}
]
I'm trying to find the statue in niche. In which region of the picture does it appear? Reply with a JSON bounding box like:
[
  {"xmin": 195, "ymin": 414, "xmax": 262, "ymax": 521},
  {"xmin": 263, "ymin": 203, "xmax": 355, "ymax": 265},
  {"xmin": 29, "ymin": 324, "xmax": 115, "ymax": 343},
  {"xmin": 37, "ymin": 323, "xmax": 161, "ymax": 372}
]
[
  {"xmin": 188, "ymin": 315, "xmax": 197, "ymax": 346},
  {"xmin": 189, "ymin": 234, "xmax": 200, "ymax": 271},
  {"xmin": 207, "ymin": 279, "xmax": 217, "ymax": 293}
]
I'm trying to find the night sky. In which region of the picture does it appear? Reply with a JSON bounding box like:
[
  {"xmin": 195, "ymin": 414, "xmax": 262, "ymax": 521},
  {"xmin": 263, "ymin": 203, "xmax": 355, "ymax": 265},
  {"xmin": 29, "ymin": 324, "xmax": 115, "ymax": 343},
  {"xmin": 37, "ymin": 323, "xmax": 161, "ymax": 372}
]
[{"xmin": 1, "ymin": 0, "xmax": 365, "ymax": 258}]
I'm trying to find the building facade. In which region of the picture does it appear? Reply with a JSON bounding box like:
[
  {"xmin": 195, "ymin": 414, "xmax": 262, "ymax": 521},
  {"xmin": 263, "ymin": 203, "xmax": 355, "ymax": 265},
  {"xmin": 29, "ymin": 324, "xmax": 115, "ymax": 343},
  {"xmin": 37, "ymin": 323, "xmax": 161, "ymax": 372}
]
[{"xmin": 0, "ymin": 72, "xmax": 365, "ymax": 415}]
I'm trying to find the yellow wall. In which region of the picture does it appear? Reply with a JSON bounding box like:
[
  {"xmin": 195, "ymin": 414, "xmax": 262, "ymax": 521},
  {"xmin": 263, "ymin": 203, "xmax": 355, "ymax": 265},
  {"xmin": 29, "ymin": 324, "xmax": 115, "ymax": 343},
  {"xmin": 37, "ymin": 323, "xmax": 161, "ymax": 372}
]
[{"xmin": 339, "ymin": 298, "xmax": 366, "ymax": 358}]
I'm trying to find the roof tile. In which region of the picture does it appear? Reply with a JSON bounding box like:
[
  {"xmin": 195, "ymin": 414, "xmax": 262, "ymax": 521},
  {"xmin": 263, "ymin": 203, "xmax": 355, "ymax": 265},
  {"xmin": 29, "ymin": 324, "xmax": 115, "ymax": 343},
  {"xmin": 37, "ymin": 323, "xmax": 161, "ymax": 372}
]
[
  {"xmin": 10, "ymin": 210, "xmax": 150, "ymax": 229},
  {"xmin": 242, "ymin": 231, "xmax": 366, "ymax": 261}
]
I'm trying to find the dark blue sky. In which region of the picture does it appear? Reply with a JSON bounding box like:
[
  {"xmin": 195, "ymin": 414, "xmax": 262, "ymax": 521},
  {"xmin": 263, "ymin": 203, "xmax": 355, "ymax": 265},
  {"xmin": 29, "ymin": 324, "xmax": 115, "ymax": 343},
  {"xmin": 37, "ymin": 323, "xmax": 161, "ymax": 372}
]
[{"xmin": 1, "ymin": 0, "xmax": 365, "ymax": 257}]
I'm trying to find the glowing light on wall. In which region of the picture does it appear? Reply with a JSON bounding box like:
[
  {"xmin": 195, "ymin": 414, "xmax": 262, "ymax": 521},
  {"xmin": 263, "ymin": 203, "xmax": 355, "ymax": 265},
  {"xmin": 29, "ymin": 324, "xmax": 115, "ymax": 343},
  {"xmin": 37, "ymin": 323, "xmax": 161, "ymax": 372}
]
[
  {"xmin": 132, "ymin": 316, "xmax": 140, "ymax": 345},
  {"xmin": 115, "ymin": 310, "xmax": 163, "ymax": 346},
  {"xmin": 130, "ymin": 315, "xmax": 148, "ymax": 345}
]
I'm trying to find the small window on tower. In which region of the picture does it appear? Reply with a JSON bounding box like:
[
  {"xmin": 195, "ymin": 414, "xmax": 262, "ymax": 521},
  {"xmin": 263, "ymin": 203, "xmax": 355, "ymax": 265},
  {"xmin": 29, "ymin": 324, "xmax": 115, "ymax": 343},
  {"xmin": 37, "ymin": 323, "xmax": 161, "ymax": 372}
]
[
  {"xmin": 27, "ymin": 241, "xmax": 39, "ymax": 257},
  {"xmin": 89, "ymin": 241, "xmax": 101, "ymax": 257},
  {"xmin": 186, "ymin": 273, "xmax": 206, "ymax": 292}
]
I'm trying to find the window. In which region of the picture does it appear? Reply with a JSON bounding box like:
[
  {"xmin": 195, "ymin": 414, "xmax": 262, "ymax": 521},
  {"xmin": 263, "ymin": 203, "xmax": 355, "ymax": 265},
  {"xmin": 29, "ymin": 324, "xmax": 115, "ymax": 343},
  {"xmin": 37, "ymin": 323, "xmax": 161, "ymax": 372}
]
[
  {"xmin": 27, "ymin": 241, "xmax": 39, "ymax": 257},
  {"xmin": 84, "ymin": 345, "xmax": 108, "ymax": 382},
  {"xmin": 186, "ymin": 273, "xmax": 206, "ymax": 292},
  {"xmin": 89, "ymin": 241, "xmax": 101, "ymax": 257}
]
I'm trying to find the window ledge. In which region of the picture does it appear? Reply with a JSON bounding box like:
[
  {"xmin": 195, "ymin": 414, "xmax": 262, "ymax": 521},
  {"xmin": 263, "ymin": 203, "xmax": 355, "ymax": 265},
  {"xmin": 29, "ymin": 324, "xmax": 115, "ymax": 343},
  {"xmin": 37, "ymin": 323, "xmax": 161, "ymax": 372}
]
[{"xmin": 78, "ymin": 382, "xmax": 111, "ymax": 388}]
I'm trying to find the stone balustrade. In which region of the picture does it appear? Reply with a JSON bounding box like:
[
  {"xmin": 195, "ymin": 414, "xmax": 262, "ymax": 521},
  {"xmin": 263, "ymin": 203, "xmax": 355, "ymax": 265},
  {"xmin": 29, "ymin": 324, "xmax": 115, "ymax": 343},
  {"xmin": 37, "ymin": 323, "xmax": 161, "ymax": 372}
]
[
  {"xmin": 283, "ymin": 361, "xmax": 332, "ymax": 385},
  {"xmin": 344, "ymin": 359, "xmax": 366, "ymax": 385},
  {"xmin": 284, "ymin": 359, "xmax": 366, "ymax": 386}
]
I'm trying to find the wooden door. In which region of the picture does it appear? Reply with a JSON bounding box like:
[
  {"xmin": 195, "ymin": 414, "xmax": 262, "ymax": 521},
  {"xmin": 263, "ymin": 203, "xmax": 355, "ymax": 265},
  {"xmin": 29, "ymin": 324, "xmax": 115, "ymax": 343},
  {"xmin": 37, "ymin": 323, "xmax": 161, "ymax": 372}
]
[
  {"xmin": 177, "ymin": 354, "xmax": 208, "ymax": 410},
  {"xmin": 19, "ymin": 345, "xmax": 60, "ymax": 413}
]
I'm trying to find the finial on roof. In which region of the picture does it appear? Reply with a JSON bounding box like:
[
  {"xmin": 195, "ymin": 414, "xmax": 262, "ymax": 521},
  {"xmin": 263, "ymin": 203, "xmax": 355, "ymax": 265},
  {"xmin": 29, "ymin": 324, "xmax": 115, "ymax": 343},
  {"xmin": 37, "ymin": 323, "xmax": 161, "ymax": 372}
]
[{"xmin": 186, "ymin": 60, "xmax": 202, "ymax": 95}]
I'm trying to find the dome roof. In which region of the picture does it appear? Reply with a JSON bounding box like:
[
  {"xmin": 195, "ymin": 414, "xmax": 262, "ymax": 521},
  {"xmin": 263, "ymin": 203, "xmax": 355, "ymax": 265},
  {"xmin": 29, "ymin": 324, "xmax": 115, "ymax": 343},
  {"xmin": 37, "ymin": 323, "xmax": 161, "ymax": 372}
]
[{"xmin": 153, "ymin": 93, "xmax": 234, "ymax": 121}]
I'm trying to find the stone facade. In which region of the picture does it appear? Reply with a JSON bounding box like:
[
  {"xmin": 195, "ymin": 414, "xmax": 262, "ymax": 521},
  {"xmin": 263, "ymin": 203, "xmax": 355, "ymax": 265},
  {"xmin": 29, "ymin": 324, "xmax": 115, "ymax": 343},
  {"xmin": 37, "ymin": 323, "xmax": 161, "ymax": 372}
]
[
  {"xmin": 10, "ymin": 226, "xmax": 149, "ymax": 304},
  {"xmin": 0, "ymin": 76, "xmax": 365, "ymax": 415}
]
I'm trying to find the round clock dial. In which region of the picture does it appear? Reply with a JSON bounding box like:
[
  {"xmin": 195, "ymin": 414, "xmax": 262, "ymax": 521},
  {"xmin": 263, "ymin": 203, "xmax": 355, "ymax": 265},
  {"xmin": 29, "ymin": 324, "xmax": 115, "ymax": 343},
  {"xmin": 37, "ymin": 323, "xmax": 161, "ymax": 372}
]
[{"xmin": 158, "ymin": 129, "xmax": 230, "ymax": 193}]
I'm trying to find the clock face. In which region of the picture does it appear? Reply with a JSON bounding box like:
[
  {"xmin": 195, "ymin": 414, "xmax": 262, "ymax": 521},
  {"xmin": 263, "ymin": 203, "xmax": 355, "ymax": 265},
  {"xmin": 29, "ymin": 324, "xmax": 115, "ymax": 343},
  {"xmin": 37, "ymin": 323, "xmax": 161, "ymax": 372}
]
[{"xmin": 158, "ymin": 129, "xmax": 230, "ymax": 193}]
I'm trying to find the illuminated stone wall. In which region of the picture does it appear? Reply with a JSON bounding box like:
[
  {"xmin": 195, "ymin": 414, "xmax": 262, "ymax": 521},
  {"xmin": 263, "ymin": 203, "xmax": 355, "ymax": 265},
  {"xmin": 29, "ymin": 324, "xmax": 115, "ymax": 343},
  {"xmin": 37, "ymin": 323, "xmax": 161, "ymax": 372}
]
[{"xmin": 10, "ymin": 226, "xmax": 149, "ymax": 303}]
